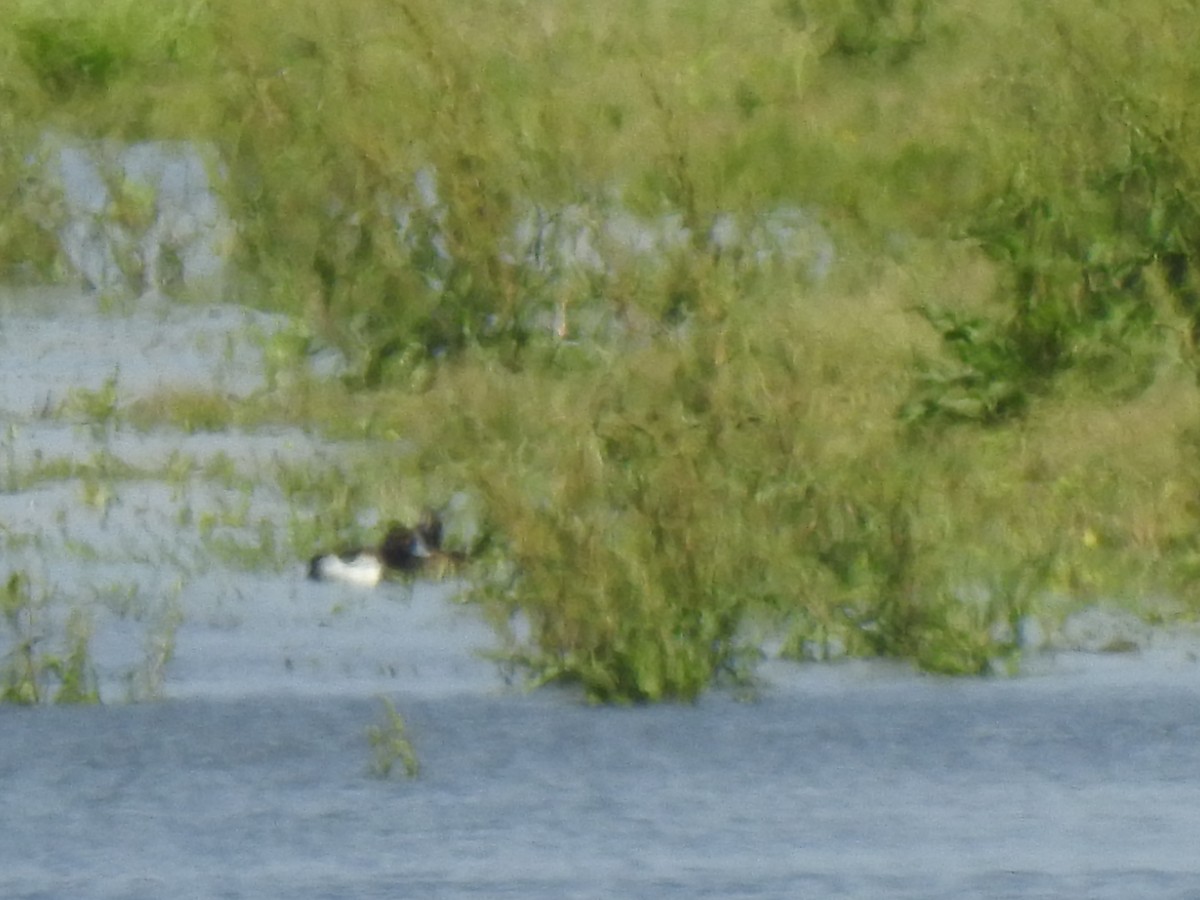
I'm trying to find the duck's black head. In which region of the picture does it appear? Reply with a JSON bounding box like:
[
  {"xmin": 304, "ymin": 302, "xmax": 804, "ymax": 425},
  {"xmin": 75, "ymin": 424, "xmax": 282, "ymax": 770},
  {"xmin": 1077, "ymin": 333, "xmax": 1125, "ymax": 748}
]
[
  {"xmin": 416, "ymin": 509, "xmax": 444, "ymax": 551},
  {"xmin": 379, "ymin": 524, "xmax": 426, "ymax": 572}
]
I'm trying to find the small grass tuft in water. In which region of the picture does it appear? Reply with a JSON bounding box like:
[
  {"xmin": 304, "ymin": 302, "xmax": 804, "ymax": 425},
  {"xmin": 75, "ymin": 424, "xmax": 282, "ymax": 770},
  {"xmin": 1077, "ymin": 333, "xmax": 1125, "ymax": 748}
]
[
  {"xmin": 1, "ymin": 572, "xmax": 100, "ymax": 706},
  {"xmin": 366, "ymin": 697, "xmax": 420, "ymax": 779},
  {"xmin": 61, "ymin": 372, "xmax": 121, "ymax": 435},
  {"xmin": 124, "ymin": 389, "xmax": 243, "ymax": 434}
]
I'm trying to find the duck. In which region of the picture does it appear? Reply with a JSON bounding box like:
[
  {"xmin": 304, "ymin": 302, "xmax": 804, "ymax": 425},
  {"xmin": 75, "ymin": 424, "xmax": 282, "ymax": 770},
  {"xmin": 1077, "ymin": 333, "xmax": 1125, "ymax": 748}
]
[{"xmin": 307, "ymin": 510, "xmax": 464, "ymax": 586}]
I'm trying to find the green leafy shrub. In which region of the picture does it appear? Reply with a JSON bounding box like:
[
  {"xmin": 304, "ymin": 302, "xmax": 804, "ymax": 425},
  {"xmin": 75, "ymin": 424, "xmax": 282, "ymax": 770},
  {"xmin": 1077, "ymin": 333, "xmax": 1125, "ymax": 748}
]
[
  {"xmin": 406, "ymin": 269, "xmax": 1032, "ymax": 698},
  {"xmin": 800, "ymin": 0, "xmax": 930, "ymax": 63},
  {"xmin": 10, "ymin": 0, "xmax": 205, "ymax": 113},
  {"xmin": 471, "ymin": 348, "xmax": 763, "ymax": 702},
  {"xmin": 902, "ymin": 306, "xmax": 1030, "ymax": 425},
  {"xmin": 15, "ymin": 16, "xmax": 128, "ymax": 97},
  {"xmin": 908, "ymin": 2, "xmax": 1200, "ymax": 427}
]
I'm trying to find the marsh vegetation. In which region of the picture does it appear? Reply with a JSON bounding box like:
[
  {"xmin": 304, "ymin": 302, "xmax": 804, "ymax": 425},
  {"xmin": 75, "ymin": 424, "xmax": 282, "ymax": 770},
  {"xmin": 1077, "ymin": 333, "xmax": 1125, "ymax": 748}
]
[
  {"xmin": 1, "ymin": 571, "xmax": 98, "ymax": 704},
  {"xmin": 3, "ymin": 0, "xmax": 1200, "ymax": 701}
]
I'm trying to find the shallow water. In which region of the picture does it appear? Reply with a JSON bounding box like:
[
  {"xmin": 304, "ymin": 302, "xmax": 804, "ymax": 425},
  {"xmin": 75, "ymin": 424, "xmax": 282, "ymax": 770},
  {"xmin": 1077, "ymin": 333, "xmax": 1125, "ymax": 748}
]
[
  {"xmin": 3, "ymin": 287, "xmax": 1200, "ymax": 898},
  {"xmin": 4, "ymin": 675, "xmax": 1200, "ymax": 899}
]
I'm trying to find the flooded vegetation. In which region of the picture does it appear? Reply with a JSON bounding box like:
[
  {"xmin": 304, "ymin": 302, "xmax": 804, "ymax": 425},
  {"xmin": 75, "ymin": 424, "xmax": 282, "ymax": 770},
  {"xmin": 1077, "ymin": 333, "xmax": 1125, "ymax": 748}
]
[
  {"xmin": 3, "ymin": 1, "xmax": 1200, "ymax": 893},
  {"xmin": 5, "ymin": 1, "xmax": 1200, "ymax": 695}
]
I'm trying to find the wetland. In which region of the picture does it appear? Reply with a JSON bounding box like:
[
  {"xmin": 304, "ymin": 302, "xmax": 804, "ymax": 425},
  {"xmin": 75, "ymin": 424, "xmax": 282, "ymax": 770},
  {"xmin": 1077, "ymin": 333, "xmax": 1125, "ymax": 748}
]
[{"xmin": 4, "ymin": 1, "xmax": 1200, "ymax": 893}]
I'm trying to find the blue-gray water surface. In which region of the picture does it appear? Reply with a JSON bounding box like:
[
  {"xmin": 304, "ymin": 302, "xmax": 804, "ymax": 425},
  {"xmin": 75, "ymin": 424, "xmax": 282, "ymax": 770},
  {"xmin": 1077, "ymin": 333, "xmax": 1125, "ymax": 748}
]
[{"xmin": 3, "ymin": 673, "xmax": 1200, "ymax": 899}]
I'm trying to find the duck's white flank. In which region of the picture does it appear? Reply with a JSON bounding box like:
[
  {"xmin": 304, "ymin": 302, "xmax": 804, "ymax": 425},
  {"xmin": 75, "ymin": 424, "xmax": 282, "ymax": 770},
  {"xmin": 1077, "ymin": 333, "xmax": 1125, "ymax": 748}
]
[{"xmin": 309, "ymin": 553, "xmax": 385, "ymax": 587}]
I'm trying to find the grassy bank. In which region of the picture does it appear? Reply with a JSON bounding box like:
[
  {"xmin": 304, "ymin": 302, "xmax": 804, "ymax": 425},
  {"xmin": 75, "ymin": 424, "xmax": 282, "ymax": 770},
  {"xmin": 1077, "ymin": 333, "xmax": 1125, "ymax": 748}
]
[{"xmin": 4, "ymin": 0, "xmax": 1200, "ymax": 700}]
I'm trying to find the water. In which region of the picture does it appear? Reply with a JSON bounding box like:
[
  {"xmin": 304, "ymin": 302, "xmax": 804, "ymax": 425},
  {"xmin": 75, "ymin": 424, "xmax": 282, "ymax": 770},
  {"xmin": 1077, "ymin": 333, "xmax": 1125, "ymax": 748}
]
[{"xmin": 4, "ymin": 674, "xmax": 1200, "ymax": 898}]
